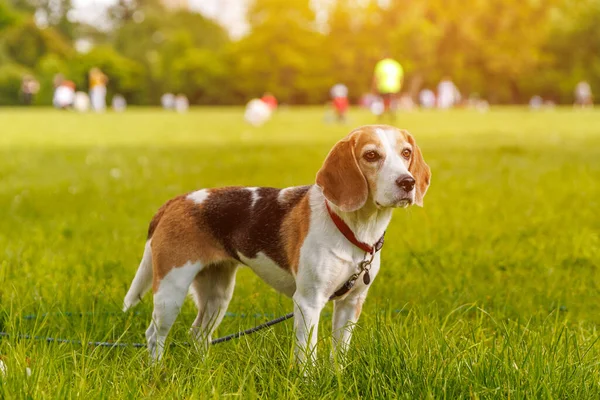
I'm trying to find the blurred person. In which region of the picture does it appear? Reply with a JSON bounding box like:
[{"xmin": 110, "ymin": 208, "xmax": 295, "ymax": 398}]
[
  {"xmin": 370, "ymin": 98, "xmax": 384, "ymax": 117},
  {"xmin": 437, "ymin": 77, "xmax": 461, "ymax": 109},
  {"xmin": 52, "ymin": 73, "xmax": 64, "ymax": 107},
  {"xmin": 574, "ymin": 81, "xmax": 593, "ymax": 108},
  {"xmin": 112, "ymin": 94, "xmax": 127, "ymax": 112},
  {"xmin": 89, "ymin": 67, "xmax": 108, "ymax": 112},
  {"xmin": 73, "ymin": 92, "xmax": 90, "ymax": 112},
  {"xmin": 161, "ymin": 93, "xmax": 175, "ymax": 110},
  {"xmin": 476, "ymin": 99, "xmax": 489, "ymax": 113},
  {"xmin": 529, "ymin": 95, "xmax": 543, "ymax": 110},
  {"xmin": 330, "ymin": 83, "xmax": 349, "ymax": 122},
  {"xmin": 372, "ymin": 55, "xmax": 404, "ymax": 120},
  {"xmin": 467, "ymin": 93, "xmax": 489, "ymax": 113},
  {"xmin": 20, "ymin": 75, "xmax": 40, "ymax": 105},
  {"xmin": 174, "ymin": 94, "xmax": 189, "ymax": 113},
  {"xmin": 244, "ymin": 98, "xmax": 272, "ymax": 126},
  {"xmin": 53, "ymin": 79, "xmax": 76, "ymax": 109},
  {"xmin": 261, "ymin": 92, "xmax": 278, "ymax": 110},
  {"xmin": 419, "ymin": 89, "xmax": 436, "ymax": 109}
]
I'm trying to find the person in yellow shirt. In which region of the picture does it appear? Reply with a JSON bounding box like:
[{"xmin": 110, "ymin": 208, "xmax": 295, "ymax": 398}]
[
  {"xmin": 89, "ymin": 67, "xmax": 108, "ymax": 112},
  {"xmin": 372, "ymin": 55, "xmax": 404, "ymax": 121}
]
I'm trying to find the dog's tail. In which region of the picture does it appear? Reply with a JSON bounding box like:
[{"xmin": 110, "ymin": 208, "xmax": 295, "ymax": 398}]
[{"xmin": 123, "ymin": 239, "xmax": 153, "ymax": 312}]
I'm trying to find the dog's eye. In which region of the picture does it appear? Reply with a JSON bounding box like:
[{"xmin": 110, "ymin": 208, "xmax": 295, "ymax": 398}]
[
  {"xmin": 363, "ymin": 151, "xmax": 380, "ymax": 162},
  {"xmin": 401, "ymin": 149, "xmax": 412, "ymax": 159}
]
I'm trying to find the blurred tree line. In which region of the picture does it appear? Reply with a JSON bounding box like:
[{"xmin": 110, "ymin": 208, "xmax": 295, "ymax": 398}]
[{"xmin": 0, "ymin": 0, "xmax": 598, "ymax": 105}]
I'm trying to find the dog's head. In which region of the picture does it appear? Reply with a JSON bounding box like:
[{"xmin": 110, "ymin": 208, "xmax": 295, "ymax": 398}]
[{"xmin": 316, "ymin": 125, "xmax": 431, "ymax": 212}]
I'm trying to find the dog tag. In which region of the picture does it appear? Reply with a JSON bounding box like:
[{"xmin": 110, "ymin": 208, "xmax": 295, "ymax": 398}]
[{"xmin": 363, "ymin": 271, "xmax": 371, "ymax": 285}]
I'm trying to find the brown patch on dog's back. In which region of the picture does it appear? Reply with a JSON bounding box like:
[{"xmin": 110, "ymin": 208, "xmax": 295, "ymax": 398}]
[
  {"xmin": 150, "ymin": 195, "xmax": 231, "ymax": 291},
  {"xmin": 280, "ymin": 189, "xmax": 311, "ymax": 274},
  {"xmin": 147, "ymin": 195, "xmax": 186, "ymax": 240}
]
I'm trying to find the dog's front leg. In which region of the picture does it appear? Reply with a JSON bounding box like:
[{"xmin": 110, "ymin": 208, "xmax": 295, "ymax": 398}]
[
  {"xmin": 332, "ymin": 290, "xmax": 368, "ymax": 358},
  {"xmin": 332, "ymin": 253, "xmax": 379, "ymax": 361},
  {"xmin": 293, "ymin": 290, "xmax": 327, "ymax": 366}
]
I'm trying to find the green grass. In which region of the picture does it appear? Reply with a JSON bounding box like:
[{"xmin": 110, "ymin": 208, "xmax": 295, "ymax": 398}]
[{"xmin": 1, "ymin": 107, "xmax": 599, "ymax": 399}]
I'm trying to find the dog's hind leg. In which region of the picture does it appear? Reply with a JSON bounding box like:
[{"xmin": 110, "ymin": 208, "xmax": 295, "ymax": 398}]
[
  {"xmin": 148, "ymin": 260, "xmax": 203, "ymax": 362},
  {"xmin": 189, "ymin": 262, "xmax": 238, "ymax": 350},
  {"xmin": 123, "ymin": 239, "xmax": 153, "ymax": 311}
]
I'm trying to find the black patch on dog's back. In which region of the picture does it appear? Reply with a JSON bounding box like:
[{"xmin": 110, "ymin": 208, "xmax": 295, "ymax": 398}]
[{"xmin": 201, "ymin": 186, "xmax": 310, "ymax": 270}]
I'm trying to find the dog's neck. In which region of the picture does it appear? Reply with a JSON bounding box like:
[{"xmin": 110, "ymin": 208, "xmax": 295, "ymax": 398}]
[{"xmin": 328, "ymin": 199, "xmax": 393, "ymax": 246}]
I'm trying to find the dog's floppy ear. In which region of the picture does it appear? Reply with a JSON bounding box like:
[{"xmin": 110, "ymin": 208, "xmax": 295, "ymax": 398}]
[
  {"xmin": 316, "ymin": 135, "xmax": 368, "ymax": 212},
  {"xmin": 406, "ymin": 132, "xmax": 431, "ymax": 207}
]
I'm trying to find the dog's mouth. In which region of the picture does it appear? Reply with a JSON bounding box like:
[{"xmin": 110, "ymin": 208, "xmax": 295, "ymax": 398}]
[
  {"xmin": 376, "ymin": 198, "xmax": 413, "ymax": 209},
  {"xmin": 396, "ymin": 198, "xmax": 412, "ymax": 208}
]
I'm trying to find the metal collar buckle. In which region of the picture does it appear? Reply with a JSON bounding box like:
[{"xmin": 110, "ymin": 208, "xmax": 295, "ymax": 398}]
[
  {"xmin": 329, "ymin": 250, "xmax": 377, "ymax": 300},
  {"xmin": 358, "ymin": 250, "xmax": 375, "ymax": 285}
]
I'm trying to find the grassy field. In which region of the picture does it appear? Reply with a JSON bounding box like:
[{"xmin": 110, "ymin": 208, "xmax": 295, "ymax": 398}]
[{"xmin": 0, "ymin": 107, "xmax": 599, "ymax": 398}]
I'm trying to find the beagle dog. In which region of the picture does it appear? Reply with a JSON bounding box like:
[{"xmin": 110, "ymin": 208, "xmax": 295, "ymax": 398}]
[{"xmin": 123, "ymin": 124, "xmax": 431, "ymax": 364}]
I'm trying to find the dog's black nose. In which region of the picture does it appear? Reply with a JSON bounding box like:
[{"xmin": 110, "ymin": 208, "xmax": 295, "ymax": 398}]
[{"xmin": 396, "ymin": 176, "xmax": 415, "ymax": 191}]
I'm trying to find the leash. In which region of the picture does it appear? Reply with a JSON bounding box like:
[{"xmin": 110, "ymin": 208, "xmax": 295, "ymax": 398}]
[
  {"xmin": 0, "ymin": 273, "xmax": 365, "ymax": 350},
  {"xmin": 210, "ymin": 312, "xmax": 293, "ymax": 344},
  {"xmin": 0, "ymin": 312, "xmax": 294, "ymax": 349},
  {"xmin": 20, "ymin": 311, "xmax": 284, "ymax": 321},
  {"xmin": 1, "ymin": 307, "xmax": 407, "ymax": 350}
]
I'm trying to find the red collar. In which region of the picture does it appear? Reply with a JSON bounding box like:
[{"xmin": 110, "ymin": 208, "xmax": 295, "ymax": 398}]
[{"xmin": 325, "ymin": 201, "xmax": 385, "ymax": 254}]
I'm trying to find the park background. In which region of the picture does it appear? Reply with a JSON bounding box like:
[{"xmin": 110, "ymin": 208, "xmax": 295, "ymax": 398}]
[
  {"xmin": 0, "ymin": 0, "xmax": 599, "ymax": 106},
  {"xmin": 2, "ymin": 1, "xmax": 600, "ymax": 398}
]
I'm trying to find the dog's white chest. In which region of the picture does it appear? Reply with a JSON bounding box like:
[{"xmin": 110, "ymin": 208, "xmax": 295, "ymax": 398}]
[{"xmin": 238, "ymin": 252, "xmax": 296, "ymax": 297}]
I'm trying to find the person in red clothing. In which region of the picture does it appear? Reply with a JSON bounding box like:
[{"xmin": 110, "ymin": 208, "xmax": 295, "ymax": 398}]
[
  {"xmin": 261, "ymin": 92, "xmax": 278, "ymax": 110},
  {"xmin": 330, "ymin": 83, "xmax": 349, "ymax": 122}
]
